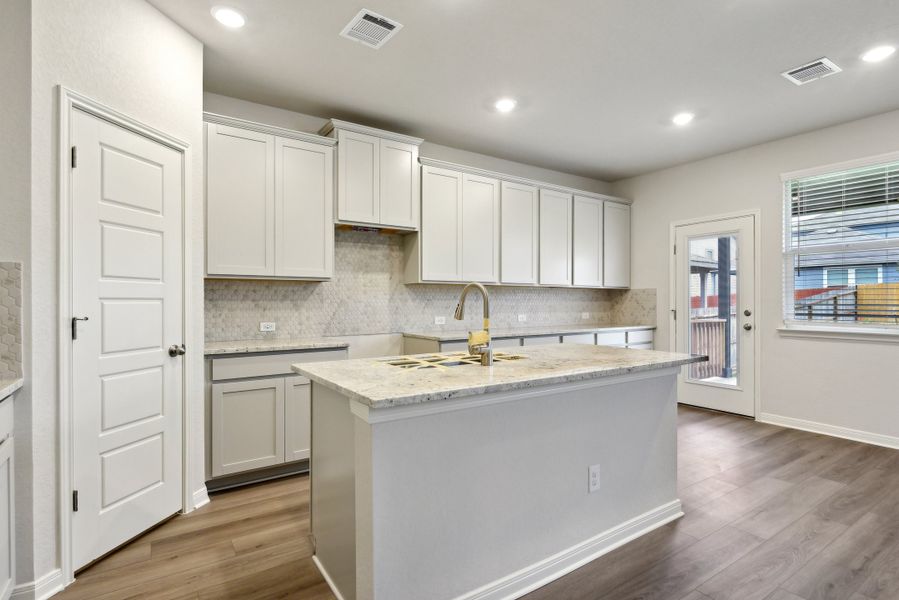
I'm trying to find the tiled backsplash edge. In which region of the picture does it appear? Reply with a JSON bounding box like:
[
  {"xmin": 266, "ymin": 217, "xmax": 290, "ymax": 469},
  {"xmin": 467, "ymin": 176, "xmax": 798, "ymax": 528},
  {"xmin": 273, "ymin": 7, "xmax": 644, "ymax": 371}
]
[
  {"xmin": 205, "ymin": 230, "xmax": 656, "ymax": 342},
  {"xmin": 0, "ymin": 262, "xmax": 23, "ymax": 379}
]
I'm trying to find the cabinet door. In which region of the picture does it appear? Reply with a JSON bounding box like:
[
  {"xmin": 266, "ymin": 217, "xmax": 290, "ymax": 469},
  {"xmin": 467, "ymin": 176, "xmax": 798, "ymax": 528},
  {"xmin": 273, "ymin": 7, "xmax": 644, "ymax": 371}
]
[
  {"xmin": 500, "ymin": 182, "xmax": 539, "ymax": 284},
  {"xmin": 211, "ymin": 378, "xmax": 285, "ymax": 477},
  {"xmin": 379, "ymin": 139, "xmax": 419, "ymax": 228},
  {"xmin": 539, "ymin": 189, "xmax": 573, "ymax": 286},
  {"xmin": 337, "ymin": 129, "xmax": 380, "ymax": 224},
  {"xmin": 421, "ymin": 166, "xmax": 463, "ymax": 281},
  {"xmin": 284, "ymin": 376, "xmax": 311, "ymax": 462},
  {"xmin": 0, "ymin": 436, "xmax": 12, "ymax": 600},
  {"xmin": 206, "ymin": 123, "xmax": 275, "ymax": 276},
  {"xmin": 573, "ymin": 196, "xmax": 604, "ymax": 287},
  {"xmin": 461, "ymin": 173, "xmax": 500, "ymax": 282},
  {"xmin": 604, "ymin": 202, "xmax": 631, "ymax": 288},
  {"xmin": 275, "ymin": 137, "xmax": 334, "ymax": 278}
]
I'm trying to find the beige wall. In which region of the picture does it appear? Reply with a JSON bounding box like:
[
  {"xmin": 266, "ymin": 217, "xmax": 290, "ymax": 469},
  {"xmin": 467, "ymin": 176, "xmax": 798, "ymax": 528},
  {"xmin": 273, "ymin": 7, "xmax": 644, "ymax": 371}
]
[
  {"xmin": 203, "ymin": 92, "xmax": 613, "ymax": 195},
  {"xmin": 24, "ymin": 0, "xmax": 204, "ymax": 586},
  {"xmin": 612, "ymin": 109, "xmax": 899, "ymax": 444}
]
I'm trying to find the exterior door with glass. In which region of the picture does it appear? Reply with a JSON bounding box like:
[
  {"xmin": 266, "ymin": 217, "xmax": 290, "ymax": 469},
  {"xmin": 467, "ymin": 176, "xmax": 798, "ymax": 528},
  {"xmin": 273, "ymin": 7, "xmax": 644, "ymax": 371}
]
[{"xmin": 674, "ymin": 215, "xmax": 756, "ymax": 417}]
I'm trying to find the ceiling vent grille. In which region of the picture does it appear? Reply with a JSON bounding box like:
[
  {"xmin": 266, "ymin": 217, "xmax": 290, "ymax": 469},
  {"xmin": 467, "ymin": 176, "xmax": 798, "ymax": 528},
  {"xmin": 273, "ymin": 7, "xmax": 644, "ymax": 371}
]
[
  {"xmin": 781, "ymin": 58, "xmax": 842, "ymax": 85},
  {"xmin": 339, "ymin": 9, "xmax": 402, "ymax": 49}
]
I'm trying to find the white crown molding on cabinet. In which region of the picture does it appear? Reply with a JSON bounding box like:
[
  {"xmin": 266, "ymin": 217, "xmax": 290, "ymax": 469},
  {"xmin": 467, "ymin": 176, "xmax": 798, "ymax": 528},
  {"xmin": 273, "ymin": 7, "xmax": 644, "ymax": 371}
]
[
  {"xmin": 203, "ymin": 112, "xmax": 337, "ymax": 146},
  {"xmin": 319, "ymin": 118, "xmax": 424, "ymax": 146},
  {"xmin": 417, "ymin": 157, "xmax": 632, "ymax": 205}
]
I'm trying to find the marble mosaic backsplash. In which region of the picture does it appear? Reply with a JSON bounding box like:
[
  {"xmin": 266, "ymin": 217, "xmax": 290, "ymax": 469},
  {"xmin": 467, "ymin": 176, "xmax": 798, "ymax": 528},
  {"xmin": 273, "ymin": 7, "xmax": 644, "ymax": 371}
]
[
  {"xmin": 0, "ymin": 262, "xmax": 23, "ymax": 379},
  {"xmin": 205, "ymin": 230, "xmax": 655, "ymax": 342}
]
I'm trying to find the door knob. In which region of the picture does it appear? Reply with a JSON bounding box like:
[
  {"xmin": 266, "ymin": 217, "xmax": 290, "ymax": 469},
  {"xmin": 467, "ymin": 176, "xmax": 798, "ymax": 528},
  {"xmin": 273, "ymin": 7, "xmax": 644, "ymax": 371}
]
[
  {"xmin": 168, "ymin": 344, "xmax": 186, "ymax": 357},
  {"xmin": 743, "ymin": 309, "xmax": 752, "ymax": 317},
  {"xmin": 743, "ymin": 323, "xmax": 753, "ymax": 331}
]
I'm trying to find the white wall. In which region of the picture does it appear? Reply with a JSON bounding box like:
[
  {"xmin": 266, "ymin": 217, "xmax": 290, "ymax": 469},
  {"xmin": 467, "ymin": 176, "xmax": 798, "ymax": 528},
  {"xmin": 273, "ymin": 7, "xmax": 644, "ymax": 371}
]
[
  {"xmin": 612, "ymin": 109, "xmax": 899, "ymax": 444},
  {"xmin": 25, "ymin": 0, "xmax": 204, "ymax": 586},
  {"xmin": 203, "ymin": 92, "xmax": 613, "ymax": 195}
]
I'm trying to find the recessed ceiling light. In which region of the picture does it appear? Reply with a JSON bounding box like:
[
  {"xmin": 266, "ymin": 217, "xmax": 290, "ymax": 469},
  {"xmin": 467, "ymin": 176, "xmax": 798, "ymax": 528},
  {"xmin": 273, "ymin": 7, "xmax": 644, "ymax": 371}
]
[
  {"xmin": 494, "ymin": 98, "xmax": 517, "ymax": 113},
  {"xmin": 212, "ymin": 6, "xmax": 246, "ymax": 28},
  {"xmin": 862, "ymin": 45, "xmax": 896, "ymax": 63},
  {"xmin": 672, "ymin": 112, "xmax": 695, "ymax": 126}
]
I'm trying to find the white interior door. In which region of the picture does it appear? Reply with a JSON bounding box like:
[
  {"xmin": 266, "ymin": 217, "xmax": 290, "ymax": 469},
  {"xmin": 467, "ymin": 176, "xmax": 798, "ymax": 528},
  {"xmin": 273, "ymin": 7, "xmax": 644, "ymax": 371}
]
[
  {"xmin": 71, "ymin": 108, "xmax": 183, "ymax": 570},
  {"xmin": 674, "ymin": 215, "xmax": 756, "ymax": 417}
]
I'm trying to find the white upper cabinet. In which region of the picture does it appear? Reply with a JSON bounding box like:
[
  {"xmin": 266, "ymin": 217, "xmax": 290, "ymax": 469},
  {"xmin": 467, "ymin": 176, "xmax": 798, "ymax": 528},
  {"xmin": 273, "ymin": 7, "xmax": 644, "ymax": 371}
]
[
  {"xmin": 461, "ymin": 173, "xmax": 500, "ymax": 282},
  {"xmin": 205, "ymin": 115, "xmax": 336, "ymax": 280},
  {"xmin": 417, "ymin": 166, "xmax": 499, "ymax": 283},
  {"xmin": 322, "ymin": 120, "xmax": 423, "ymax": 230},
  {"xmin": 573, "ymin": 195, "xmax": 604, "ymax": 287},
  {"xmin": 380, "ymin": 139, "xmax": 420, "ymax": 229},
  {"xmin": 500, "ymin": 181, "xmax": 539, "ymax": 285},
  {"xmin": 603, "ymin": 201, "xmax": 631, "ymax": 287},
  {"xmin": 275, "ymin": 137, "xmax": 334, "ymax": 279},
  {"xmin": 420, "ymin": 165, "xmax": 463, "ymax": 281},
  {"xmin": 206, "ymin": 123, "xmax": 275, "ymax": 276},
  {"xmin": 539, "ymin": 189, "xmax": 573, "ymax": 286},
  {"xmin": 336, "ymin": 129, "xmax": 380, "ymax": 225}
]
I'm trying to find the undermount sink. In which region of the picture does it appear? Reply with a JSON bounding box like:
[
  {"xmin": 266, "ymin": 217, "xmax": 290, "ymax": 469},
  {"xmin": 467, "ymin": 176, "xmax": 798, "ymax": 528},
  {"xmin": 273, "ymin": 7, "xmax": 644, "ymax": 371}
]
[{"xmin": 383, "ymin": 351, "xmax": 526, "ymax": 370}]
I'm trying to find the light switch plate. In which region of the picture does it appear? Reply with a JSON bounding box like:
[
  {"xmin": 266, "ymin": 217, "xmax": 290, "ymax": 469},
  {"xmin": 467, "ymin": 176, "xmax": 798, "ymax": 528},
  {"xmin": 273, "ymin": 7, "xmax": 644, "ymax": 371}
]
[
  {"xmin": 518, "ymin": 314, "xmax": 527, "ymax": 322},
  {"xmin": 259, "ymin": 322, "xmax": 276, "ymax": 332},
  {"xmin": 581, "ymin": 312, "xmax": 590, "ymax": 320}
]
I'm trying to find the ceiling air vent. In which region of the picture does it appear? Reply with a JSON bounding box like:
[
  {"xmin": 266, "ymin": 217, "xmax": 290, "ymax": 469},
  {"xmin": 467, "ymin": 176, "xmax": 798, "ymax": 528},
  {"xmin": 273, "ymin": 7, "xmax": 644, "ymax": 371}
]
[
  {"xmin": 781, "ymin": 58, "xmax": 842, "ymax": 85},
  {"xmin": 339, "ymin": 9, "xmax": 402, "ymax": 49}
]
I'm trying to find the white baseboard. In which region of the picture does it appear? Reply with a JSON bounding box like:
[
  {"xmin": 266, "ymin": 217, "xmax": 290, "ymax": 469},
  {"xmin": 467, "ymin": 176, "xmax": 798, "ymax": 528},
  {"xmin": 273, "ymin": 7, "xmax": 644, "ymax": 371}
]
[
  {"xmin": 312, "ymin": 555, "xmax": 346, "ymax": 600},
  {"xmin": 11, "ymin": 568, "xmax": 64, "ymax": 600},
  {"xmin": 759, "ymin": 412, "xmax": 899, "ymax": 450},
  {"xmin": 191, "ymin": 485, "xmax": 210, "ymax": 511},
  {"xmin": 458, "ymin": 500, "xmax": 684, "ymax": 600}
]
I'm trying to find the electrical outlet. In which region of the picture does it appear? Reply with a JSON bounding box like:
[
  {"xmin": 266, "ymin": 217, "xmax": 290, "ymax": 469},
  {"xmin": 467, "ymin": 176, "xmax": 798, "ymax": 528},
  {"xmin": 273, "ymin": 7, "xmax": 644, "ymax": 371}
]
[
  {"xmin": 259, "ymin": 322, "xmax": 276, "ymax": 332},
  {"xmin": 588, "ymin": 464, "xmax": 601, "ymax": 493},
  {"xmin": 518, "ymin": 314, "xmax": 527, "ymax": 322},
  {"xmin": 434, "ymin": 316, "xmax": 446, "ymax": 325},
  {"xmin": 581, "ymin": 312, "xmax": 590, "ymax": 320}
]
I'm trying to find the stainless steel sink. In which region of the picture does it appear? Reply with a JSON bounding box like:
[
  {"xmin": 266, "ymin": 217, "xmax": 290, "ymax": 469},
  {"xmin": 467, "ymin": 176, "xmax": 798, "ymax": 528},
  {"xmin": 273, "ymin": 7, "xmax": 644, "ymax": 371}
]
[{"xmin": 382, "ymin": 351, "xmax": 526, "ymax": 370}]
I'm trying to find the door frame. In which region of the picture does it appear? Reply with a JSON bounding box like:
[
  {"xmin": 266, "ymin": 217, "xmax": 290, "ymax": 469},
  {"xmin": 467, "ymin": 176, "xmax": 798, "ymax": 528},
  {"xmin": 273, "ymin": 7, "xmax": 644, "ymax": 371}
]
[
  {"xmin": 668, "ymin": 209, "xmax": 762, "ymax": 418},
  {"xmin": 57, "ymin": 87, "xmax": 194, "ymax": 584}
]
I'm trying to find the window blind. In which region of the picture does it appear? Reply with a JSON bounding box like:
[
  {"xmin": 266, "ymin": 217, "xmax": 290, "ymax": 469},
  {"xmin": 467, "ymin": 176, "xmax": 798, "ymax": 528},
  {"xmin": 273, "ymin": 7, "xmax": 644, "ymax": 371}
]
[{"xmin": 784, "ymin": 159, "xmax": 899, "ymax": 326}]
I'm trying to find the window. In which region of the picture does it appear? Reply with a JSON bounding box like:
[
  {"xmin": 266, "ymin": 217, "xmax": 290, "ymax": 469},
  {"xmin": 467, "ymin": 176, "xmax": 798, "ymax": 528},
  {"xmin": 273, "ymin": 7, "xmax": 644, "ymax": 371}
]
[{"xmin": 784, "ymin": 158, "xmax": 899, "ymax": 328}]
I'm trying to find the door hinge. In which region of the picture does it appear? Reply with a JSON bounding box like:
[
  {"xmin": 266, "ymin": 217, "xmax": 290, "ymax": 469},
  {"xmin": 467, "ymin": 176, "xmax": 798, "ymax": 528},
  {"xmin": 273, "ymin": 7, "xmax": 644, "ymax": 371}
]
[
  {"xmin": 672, "ymin": 309, "xmax": 677, "ymax": 320},
  {"xmin": 71, "ymin": 146, "xmax": 77, "ymax": 168},
  {"xmin": 673, "ymin": 244, "xmax": 677, "ymax": 255},
  {"xmin": 72, "ymin": 490, "xmax": 79, "ymax": 512}
]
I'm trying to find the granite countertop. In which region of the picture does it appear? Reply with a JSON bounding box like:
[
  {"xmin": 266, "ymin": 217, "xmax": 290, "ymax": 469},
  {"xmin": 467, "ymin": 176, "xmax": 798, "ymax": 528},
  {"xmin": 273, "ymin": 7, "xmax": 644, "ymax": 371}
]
[
  {"xmin": 205, "ymin": 338, "xmax": 350, "ymax": 356},
  {"xmin": 0, "ymin": 378, "xmax": 23, "ymax": 400},
  {"xmin": 402, "ymin": 324, "xmax": 655, "ymax": 342},
  {"xmin": 295, "ymin": 344, "xmax": 705, "ymax": 409}
]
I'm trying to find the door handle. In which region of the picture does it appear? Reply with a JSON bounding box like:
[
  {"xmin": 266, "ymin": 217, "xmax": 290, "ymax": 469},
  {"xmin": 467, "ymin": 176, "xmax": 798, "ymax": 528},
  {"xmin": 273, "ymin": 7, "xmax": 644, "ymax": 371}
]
[
  {"xmin": 72, "ymin": 316, "xmax": 89, "ymax": 340},
  {"xmin": 743, "ymin": 323, "xmax": 753, "ymax": 331},
  {"xmin": 168, "ymin": 344, "xmax": 186, "ymax": 357}
]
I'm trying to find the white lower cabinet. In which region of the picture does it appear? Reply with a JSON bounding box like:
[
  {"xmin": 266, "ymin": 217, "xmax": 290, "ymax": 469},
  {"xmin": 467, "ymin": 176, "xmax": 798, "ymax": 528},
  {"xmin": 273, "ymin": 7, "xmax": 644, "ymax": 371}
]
[
  {"xmin": 0, "ymin": 397, "xmax": 14, "ymax": 600},
  {"xmin": 208, "ymin": 349, "xmax": 347, "ymax": 480},
  {"xmin": 211, "ymin": 377, "xmax": 285, "ymax": 477}
]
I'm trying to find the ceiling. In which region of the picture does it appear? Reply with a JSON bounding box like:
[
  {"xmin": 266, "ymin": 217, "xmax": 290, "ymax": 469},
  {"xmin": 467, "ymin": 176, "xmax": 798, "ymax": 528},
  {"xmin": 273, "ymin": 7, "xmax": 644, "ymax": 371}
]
[{"xmin": 148, "ymin": 0, "xmax": 899, "ymax": 181}]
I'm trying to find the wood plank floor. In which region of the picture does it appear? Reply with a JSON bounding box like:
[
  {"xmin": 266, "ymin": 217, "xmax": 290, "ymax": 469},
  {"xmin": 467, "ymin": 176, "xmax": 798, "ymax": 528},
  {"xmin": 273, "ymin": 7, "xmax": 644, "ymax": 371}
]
[{"xmin": 55, "ymin": 405, "xmax": 899, "ymax": 600}]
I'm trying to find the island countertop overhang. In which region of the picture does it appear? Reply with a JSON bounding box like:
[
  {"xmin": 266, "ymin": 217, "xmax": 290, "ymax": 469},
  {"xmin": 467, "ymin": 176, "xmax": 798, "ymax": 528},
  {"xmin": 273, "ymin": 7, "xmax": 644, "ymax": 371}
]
[{"xmin": 293, "ymin": 344, "xmax": 706, "ymax": 409}]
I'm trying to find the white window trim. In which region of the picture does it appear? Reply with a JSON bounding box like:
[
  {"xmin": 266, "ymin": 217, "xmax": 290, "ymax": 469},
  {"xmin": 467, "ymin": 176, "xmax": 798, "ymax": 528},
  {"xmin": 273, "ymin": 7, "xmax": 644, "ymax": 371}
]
[{"xmin": 781, "ymin": 153, "xmax": 899, "ymax": 339}]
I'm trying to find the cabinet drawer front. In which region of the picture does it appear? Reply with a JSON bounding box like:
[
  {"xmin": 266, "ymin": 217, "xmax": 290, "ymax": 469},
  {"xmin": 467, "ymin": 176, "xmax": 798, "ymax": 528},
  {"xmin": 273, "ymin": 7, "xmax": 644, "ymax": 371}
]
[
  {"xmin": 627, "ymin": 329, "xmax": 654, "ymax": 344},
  {"xmin": 211, "ymin": 349, "xmax": 347, "ymax": 381},
  {"xmin": 492, "ymin": 337, "xmax": 522, "ymax": 349},
  {"xmin": 562, "ymin": 333, "xmax": 596, "ymax": 345},
  {"xmin": 596, "ymin": 331, "xmax": 627, "ymax": 346},
  {"xmin": 440, "ymin": 341, "xmax": 470, "ymax": 352},
  {"xmin": 522, "ymin": 335, "xmax": 562, "ymax": 346},
  {"xmin": 0, "ymin": 397, "xmax": 11, "ymax": 443}
]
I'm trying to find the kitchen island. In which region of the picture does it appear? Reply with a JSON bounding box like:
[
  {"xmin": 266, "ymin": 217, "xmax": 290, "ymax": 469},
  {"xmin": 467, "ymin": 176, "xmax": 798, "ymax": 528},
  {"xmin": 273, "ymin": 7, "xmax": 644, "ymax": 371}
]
[{"xmin": 294, "ymin": 344, "xmax": 705, "ymax": 600}]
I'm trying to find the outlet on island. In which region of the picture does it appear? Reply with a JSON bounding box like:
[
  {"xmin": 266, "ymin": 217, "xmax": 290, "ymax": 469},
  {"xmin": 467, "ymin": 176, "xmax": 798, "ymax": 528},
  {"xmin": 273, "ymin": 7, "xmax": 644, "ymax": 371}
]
[
  {"xmin": 259, "ymin": 322, "xmax": 276, "ymax": 332},
  {"xmin": 434, "ymin": 316, "xmax": 446, "ymax": 325},
  {"xmin": 588, "ymin": 463, "xmax": 601, "ymax": 493},
  {"xmin": 518, "ymin": 314, "xmax": 527, "ymax": 322}
]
